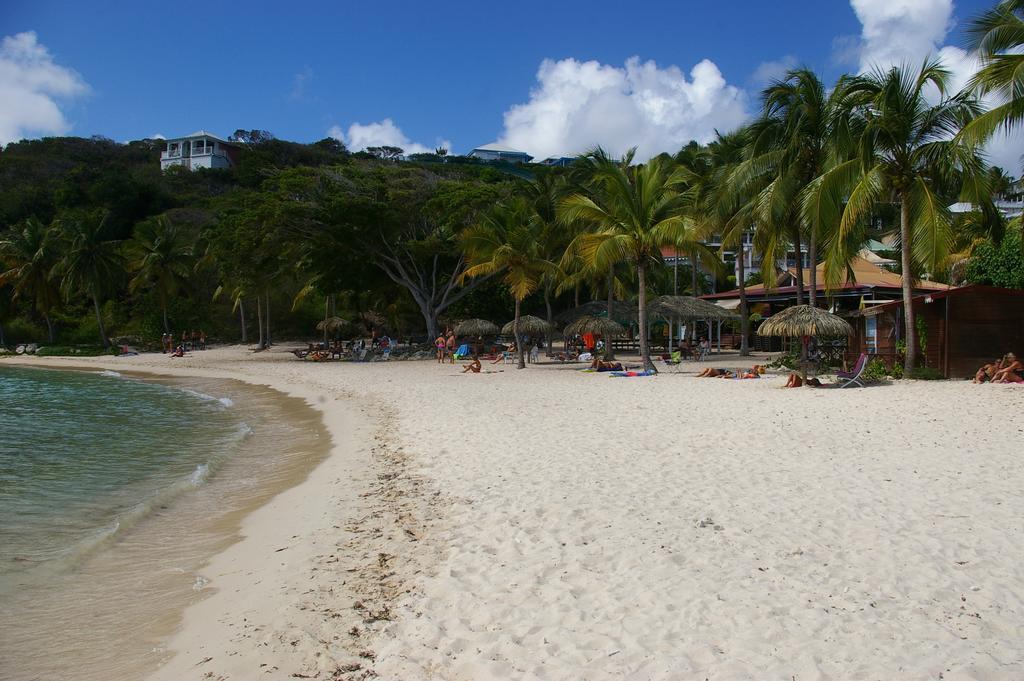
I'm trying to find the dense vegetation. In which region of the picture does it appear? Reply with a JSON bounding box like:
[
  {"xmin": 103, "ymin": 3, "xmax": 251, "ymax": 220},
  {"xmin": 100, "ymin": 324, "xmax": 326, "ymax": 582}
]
[{"xmin": 3, "ymin": 1, "xmax": 1024, "ymax": 374}]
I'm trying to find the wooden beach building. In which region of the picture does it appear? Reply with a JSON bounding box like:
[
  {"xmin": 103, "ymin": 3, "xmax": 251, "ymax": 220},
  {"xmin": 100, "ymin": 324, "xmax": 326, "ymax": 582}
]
[{"xmin": 847, "ymin": 285, "xmax": 1024, "ymax": 378}]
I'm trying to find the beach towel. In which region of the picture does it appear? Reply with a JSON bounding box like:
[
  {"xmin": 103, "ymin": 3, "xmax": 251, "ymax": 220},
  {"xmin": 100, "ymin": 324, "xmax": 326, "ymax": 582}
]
[{"xmin": 610, "ymin": 370, "xmax": 655, "ymax": 377}]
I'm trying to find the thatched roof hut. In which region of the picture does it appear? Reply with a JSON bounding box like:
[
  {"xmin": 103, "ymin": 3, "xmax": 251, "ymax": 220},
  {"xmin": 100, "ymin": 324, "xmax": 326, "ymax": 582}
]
[
  {"xmin": 757, "ymin": 305, "xmax": 853, "ymax": 338},
  {"xmin": 501, "ymin": 315, "xmax": 556, "ymax": 336},
  {"xmin": 647, "ymin": 295, "xmax": 739, "ymax": 321},
  {"xmin": 562, "ymin": 315, "xmax": 626, "ymax": 338},
  {"xmin": 454, "ymin": 318, "xmax": 500, "ymax": 336},
  {"xmin": 316, "ymin": 316, "xmax": 349, "ymax": 333}
]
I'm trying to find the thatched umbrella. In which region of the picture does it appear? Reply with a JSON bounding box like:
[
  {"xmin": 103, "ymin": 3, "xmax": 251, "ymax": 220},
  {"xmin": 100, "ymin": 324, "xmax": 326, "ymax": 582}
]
[
  {"xmin": 501, "ymin": 315, "xmax": 556, "ymax": 337},
  {"xmin": 316, "ymin": 316, "xmax": 349, "ymax": 343},
  {"xmin": 758, "ymin": 305, "xmax": 854, "ymax": 382},
  {"xmin": 562, "ymin": 315, "xmax": 625, "ymax": 340},
  {"xmin": 454, "ymin": 318, "xmax": 500, "ymax": 337},
  {"xmin": 647, "ymin": 295, "xmax": 739, "ymax": 321}
]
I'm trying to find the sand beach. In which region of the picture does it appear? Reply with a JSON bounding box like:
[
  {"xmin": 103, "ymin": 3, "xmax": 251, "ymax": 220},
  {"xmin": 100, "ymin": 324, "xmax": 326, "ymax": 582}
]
[{"xmin": 7, "ymin": 346, "xmax": 1024, "ymax": 680}]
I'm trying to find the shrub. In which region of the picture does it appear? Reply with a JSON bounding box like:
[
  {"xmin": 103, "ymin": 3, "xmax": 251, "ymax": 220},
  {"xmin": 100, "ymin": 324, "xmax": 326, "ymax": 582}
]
[{"xmin": 862, "ymin": 358, "xmax": 890, "ymax": 382}]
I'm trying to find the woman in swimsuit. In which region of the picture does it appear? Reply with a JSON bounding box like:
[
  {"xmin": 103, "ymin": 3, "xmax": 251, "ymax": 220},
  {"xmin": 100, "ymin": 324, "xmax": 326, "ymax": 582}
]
[{"xmin": 435, "ymin": 334, "xmax": 446, "ymax": 363}]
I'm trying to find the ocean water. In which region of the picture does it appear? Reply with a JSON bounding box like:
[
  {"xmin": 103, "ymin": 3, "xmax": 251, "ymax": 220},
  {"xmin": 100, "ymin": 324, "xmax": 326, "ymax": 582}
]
[{"xmin": 0, "ymin": 366, "xmax": 329, "ymax": 681}]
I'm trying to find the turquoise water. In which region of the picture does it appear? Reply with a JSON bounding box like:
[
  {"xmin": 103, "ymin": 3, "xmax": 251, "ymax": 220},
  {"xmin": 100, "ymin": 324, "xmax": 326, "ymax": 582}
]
[
  {"xmin": 0, "ymin": 366, "xmax": 246, "ymax": 578},
  {"xmin": 0, "ymin": 365, "xmax": 328, "ymax": 681}
]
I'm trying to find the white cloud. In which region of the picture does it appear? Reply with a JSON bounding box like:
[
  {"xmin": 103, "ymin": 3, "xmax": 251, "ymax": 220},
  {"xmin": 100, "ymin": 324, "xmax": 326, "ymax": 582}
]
[
  {"xmin": 0, "ymin": 31, "xmax": 88, "ymax": 146},
  {"xmin": 150, "ymin": 132, "xmax": 166, "ymax": 140},
  {"xmin": 847, "ymin": 0, "xmax": 1024, "ymax": 173},
  {"xmin": 327, "ymin": 118, "xmax": 450, "ymax": 155},
  {"xmin": 289, "ymin": 66, "xmax": 314, "ymax": 101},
  {"xmin": 751, "ymin": 55, "xmax": 799, "ymax": 86},
  {"xmin": 495, "ymin": 56, "xmax": 750, "ymax": 161}
]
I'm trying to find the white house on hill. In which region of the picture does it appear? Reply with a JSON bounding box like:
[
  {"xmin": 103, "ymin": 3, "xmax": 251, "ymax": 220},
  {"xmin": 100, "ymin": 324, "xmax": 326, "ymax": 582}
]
[
  {"xmin": 467, "ymin": 143, "xmax": 533, "ymax": 164},
  {"xmin": 160, "ymin": 131, "xmax": 240, "ymax": 171}
]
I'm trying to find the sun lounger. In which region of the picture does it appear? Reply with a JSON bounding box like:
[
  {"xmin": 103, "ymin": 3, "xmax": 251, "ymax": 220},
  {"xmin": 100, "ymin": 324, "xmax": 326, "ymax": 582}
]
[{"xmin": 836, "ymin": 353, "xmax": 869, "ymax": 388}]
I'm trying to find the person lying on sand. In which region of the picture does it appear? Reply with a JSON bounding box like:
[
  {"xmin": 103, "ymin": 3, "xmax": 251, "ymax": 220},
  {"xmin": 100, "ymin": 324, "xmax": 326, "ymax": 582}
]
[
  {"xmin": 784, "ymin": 373, "xmax": 822, "ymax": 388},
  {"xmin": 462, "ymin": 356, "xmax": 482, "ymax": 373},
  {"xmin": 594, "ymin": 360, "xmax": 624, "ymax": 372},
  {"xmin": 696, "ymin": 367, "xmax": 730, "ymax": 377}
]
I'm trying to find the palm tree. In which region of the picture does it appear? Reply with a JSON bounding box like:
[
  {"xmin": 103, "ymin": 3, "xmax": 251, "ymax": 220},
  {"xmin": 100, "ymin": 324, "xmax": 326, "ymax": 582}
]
[
  {"xmin": 816, "ymin": 61, "xmax": 988, "ymax": 371},
  {"xmin": 753, "ymin": 68, "xmax": 849, "ymax": 308},
  {"xmin": 0, "ymin": 217, "xmax": 61, "ymax": 341},
  {"xmin": 523, "ymin": 169, "xmax": 572, "ymax": 353},
  {"xmin": 559, "ymin": 148, "xmax": 711, "ymax": 372},
  {"xmin": 56, "ymin": 212, "xmax": 124, "ymax": 347},
  {"xmin": 963, "ymin": 0, "xmax": 1024, "ymax": 146},
  {"xmin": 127, "ymin": 217, "xmax": 194, "ymax": 333},
  {"xmin": 461, "ymin": 198, "xmax": 555, "ymax": 369}
]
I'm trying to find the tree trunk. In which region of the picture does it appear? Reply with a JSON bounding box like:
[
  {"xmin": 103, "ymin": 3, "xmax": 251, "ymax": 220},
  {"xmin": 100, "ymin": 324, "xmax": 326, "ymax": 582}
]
[
  {"xmin": 792, "ymin": 228, "xmax": 804, "ymax": 306},
  {"xmin": 738, "ymin": 242, "xmax": 749, "ymax": 356},
  {"xmin": 514, "ymin": 297, "xmax": 525, "ymax": 369},
  {"xmin": 638, "ymin": 262, "xmax": 654, "ymax": 373},
  {"xmin": 92, "ymin": 290, "xmax": 108, "ymax": 347},
  {"xmin": 900, "ymin": 196, "xmax": 916, "ymax": 372},
  {"xmin": 574, "ymin": 283, "xmax": 580, "ymax": 308},
  {"xmin": 323, "ymin": 297, "xmax": 329, "ymax": 344},
  {"xmin": 256, "ymin": 294, "xmax": 264, "ymax": 349},
  {"xmin": 808, "ymin": 226, "xmax": 818, "ymax": 308},
  {"xmin": 605, "ymin": 267, "xmax": 616, "ymax": 360},
  {"xmin": 44, "ymin": 313, "xmax": 54, "ymax": 343},
  {"xmin": 264, "ymin": 288, "xmax": 271, "ymax": 347},
  {"xmin": 691, "ymin": 252, "xmax": 699, "ymax": 296},
  {"xmin": 544, "ymin": 285, "xmax": 553, "ymax": 354},
  {"xmin": 162, "ymin": 302, "xmax": 170, "ymax": 334},
  {"xmin": 239, "ymin": 299, "xmax": 247, "ymax": 343}
]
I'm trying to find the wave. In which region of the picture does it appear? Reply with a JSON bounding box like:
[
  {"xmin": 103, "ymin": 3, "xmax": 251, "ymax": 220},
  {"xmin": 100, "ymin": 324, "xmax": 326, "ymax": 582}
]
[
  {"xmin": 179, "ymin": 388, "xmax": 233, "ymax": 408},
  {"xmin": 97, "ymin": 370, "xmax": 122, "ymax": 378}
]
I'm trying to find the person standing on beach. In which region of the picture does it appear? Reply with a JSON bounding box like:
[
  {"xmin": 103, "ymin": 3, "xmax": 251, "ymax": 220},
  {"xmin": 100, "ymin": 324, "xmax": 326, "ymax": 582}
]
[
  {"xmin": 199, "ymin": 330, "xmax": 207, "ymax": 350},
  {"xmin": 435, "ymin": 333, "xmax": 446, "ymax": 363},
  {"xmin": 446, "ymin": 330, "xmax": 456, "ymax": 364}
]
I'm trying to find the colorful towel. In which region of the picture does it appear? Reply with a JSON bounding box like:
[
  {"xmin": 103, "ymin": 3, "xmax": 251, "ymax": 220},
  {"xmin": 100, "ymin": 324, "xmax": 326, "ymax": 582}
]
[{"xmin": 610, "ymin": 370, "xmax": 655, "ymax": 377}]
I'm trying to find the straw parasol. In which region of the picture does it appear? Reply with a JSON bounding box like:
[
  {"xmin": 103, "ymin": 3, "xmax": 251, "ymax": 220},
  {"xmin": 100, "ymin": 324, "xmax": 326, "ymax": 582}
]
[
  {"xmin": 316, "ymin": 316, "xmax": 349, "ymax": 333},
  {"xmin": 454, "ymin": 318, "xmax": 500, "ymax": 336},
  {"xmin": 501, "ymin": 315, "xmax": 556, "ymax": 336},
  {"xmin": 758, "ymin": 305, "xmax": 854, "ymax": 383},
  {"xmin": 757, "ymin": 305, "xmax": 853, "ymax": 338},
  {"xmin": 562, "ymin": 315, "xmax": 625, "ymax": 339},
  {"xmin": 647, "ymin": 295, "xmax": 739, "ymax": 321}
]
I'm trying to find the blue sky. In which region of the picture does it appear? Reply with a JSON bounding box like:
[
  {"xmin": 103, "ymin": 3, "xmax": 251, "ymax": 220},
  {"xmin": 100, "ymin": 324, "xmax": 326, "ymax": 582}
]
[{"xmin": 1, "ymin": 0, "xmax": 1014, "ymax": 167}]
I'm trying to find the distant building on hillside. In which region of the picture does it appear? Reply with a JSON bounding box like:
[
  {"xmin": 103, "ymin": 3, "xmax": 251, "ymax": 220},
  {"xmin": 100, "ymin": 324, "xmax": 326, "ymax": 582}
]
[
  {"xmin": 467, "ymin": 143, "xmax": 533, "ymax": 164},
  {"xmin": 160, "ymin": 131, "xmax": 240, "ymax": 171},
  {"xmin": 541, "ymin": 156, "xmax": 576, "ymax": 167}
]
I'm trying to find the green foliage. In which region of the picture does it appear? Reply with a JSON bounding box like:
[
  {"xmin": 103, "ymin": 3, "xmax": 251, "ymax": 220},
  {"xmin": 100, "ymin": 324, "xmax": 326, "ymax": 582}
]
[
  {"xmin": 862, "ymin": 357, "xmax": 890, "ymax": 381},
  {"xmin": 915, "ymin": 315, "xmax": 928, "ymax": 359},
  {"xmin": 965, "ymin": 226, "xmax": 1024, "ymax": 288},
  {"xmin": 35, "ymin": 345, "xmax": 118, "ymax": 357}
]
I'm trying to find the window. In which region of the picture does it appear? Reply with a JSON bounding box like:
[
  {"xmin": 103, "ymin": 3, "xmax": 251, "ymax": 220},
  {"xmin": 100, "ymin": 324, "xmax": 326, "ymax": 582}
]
[{"xmin": 865, "ymin": 316, "xmax": 877, "ymax": 353}]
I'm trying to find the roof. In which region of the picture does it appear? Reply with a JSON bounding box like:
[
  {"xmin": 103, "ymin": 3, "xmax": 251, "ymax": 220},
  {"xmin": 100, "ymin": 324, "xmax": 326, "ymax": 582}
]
[
  {"xmin": 167, "ymin": 130, "xmax": 236, "ymax": 145},
  {"xmin": 470, "ymin": 143, "xmax": 531, "ymax": 155},
  {"xmin": 703, "ymin": 255, "xmax": 950, "ymax": 300},
  {"xmin": 849, "ymin": 284, "xmax": 1024, "ymax": 317}
]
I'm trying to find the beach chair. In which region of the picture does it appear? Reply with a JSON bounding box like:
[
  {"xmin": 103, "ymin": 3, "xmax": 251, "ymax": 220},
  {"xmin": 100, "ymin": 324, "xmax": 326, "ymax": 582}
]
[
  {"xmin": 836, "ymin": 353, "xmax": 869, "ymax": 389},
  {"xmin": 695, "ymin": 344, "xmax": 710, "ymax": 362},
  {"xmin": 502, "ymin": 351, "xmax": 515, "ymax": 364},
  {"xmin": 381, "ymin": 348, "xmax": 391, "ymax": 361},
  {"xmin": 660, "ymin": 351, "xmax": 683, "ymax": 372},
  {"xmin": 529, "ymin": 346, "xmax": 539, "ymax": 363}
]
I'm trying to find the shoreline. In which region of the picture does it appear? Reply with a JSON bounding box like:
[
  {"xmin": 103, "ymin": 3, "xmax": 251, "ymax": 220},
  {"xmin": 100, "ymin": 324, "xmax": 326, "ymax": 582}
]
[{"xmin": 5, "ymin": 352, "xmax": 417, "ymax": 680}]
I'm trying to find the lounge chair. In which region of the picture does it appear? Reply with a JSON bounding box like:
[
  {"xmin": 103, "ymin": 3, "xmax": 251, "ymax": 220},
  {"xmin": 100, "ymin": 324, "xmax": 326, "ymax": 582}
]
[
  {"xmin": 836, "ymin": 353, "xmax": 869, "ymax": 389},
  {"xmin": 660, "ymin": 351, "xmax": 683, "ymax": 372}
]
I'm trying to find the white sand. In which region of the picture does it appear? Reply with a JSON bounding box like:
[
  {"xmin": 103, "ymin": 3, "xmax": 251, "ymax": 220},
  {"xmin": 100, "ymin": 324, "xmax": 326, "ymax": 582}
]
[{"xmin": 9, "ymin": 346, "xmax": 1024, "ymax": 680}]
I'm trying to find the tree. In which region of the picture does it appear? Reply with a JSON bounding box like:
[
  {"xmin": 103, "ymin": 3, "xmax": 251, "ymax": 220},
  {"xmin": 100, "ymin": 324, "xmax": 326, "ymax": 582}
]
[
  {"xmin": 965, "ymin": 224, "xmax": 1024, "ymax": 288},
  {"xmin": 0, "ymin": 217, "xmax": 62, "ymax": 341},
  {"xmin": 559, "ymin": 148, "xmax": 705, "ymax": 372},
  {"xmin": 127, "ymin": 216, "xmax": 195, "ymax": 333},
  {"xmin": 230, "ymin": 129, "xmax": 275, "ymax": 144},
  {"xmin": 820, "ymin": 61, "xmax": 989, "ymax": 371},
  {"xmin": 462, "ymin": 198, "xmax": 555, "ymax": 369},
  {"xmin": 963, "ymin": 0, "xmax": 1024, "ymax": 150},
  {"xmin": 366, "ymin": 146, "xmax": 404, "ymax": 162},
  {"xmin": 55, "ymin": 212, "xmax": 125, "ymax": 346}
]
